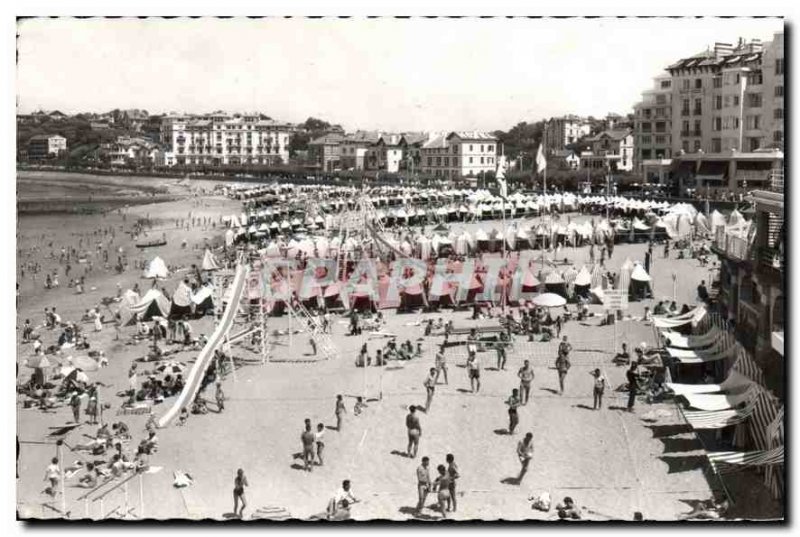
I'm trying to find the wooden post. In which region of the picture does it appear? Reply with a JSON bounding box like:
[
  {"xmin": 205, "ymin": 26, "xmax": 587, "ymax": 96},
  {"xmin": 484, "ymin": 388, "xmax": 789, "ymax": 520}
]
[
  {"xmin": 58, "ymin": 442, "xmax": 67, "ymax": 518},
  {"xmin": 139, "ymin": 473, "xmax": 144, "ymax": 519}
]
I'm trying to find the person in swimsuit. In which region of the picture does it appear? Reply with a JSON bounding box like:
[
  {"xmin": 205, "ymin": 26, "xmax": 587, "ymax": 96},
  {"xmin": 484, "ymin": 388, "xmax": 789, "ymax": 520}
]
[
  {"xmin": 335, "ymin": 394, "xmax": 346, "ymax": 431},
  {"xmin": 301, "ymin": 419, "xmax": 316, "ymax": 472},
  {"xmin": 591, "ymin": 368, "xmax": 610, "ymax": 410},
  {"xmin": 433, "ymin": 465, "xmax": 452, "ymax": 519},
  {"xmin": 315, "ymin": 423, "xmax": 325, "ymax": 467},
  {"xmin": 518, "ymin": 360, "xmax": 535, "ymax": 405},
  {"xmin": 423, "ymin": 368, "xmax": 436, "ymax": 411},
  {"xmin": 506, "ymin": 388, "xmax": 521, "ymax": 434},
  {"xmin": 406, "ymin": 406, "xmax": 422, "ymax": 458},
  {"xmin": 467, "ymin": 352, "xmax": 481, "ymax": 393},
  {"xmin": 434, "ymin": 346, "xmax": 448, "ymax": 385},
  {"xmin": 517, "ymin": 432, "xmax": 534, "ymax": 482},
  {"xmin": 445, "ymin": 453, "xmax": 460, "ymax": 512},
  {"xmin": 233, "ymin": 468, "xmax": 248, "ymax": 518}
]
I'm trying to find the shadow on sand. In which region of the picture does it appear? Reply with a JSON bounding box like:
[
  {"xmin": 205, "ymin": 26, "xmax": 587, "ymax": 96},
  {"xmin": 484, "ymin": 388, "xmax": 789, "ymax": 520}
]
[{"xmin": 659, "ymin": 455, "xmax": 708, "ymax": 474}]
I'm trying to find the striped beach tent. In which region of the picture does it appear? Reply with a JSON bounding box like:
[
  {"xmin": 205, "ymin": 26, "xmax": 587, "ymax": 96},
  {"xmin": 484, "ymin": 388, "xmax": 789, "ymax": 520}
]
[
  {"xmin": 590, "ymin": 263, "xmax": 603, "ymax": 289},
  {"xmin": 764, "ymin": 407, "xmax": 785, "ymax": 499},
  {"xmin": 707, "ymin": 445, "xmax": 784, "ymax": 475},
  {"xmin": 680, "ymin": 396, "xmax": 758, "ymax": 429}
]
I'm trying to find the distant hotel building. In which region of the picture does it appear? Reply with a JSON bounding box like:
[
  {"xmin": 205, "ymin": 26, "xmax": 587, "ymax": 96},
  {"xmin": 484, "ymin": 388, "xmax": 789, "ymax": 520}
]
[
  {"xmin": 160, "ymin": 113, "xmax": 294, "ymax": 166},
  {"xmin": 420, "ymin": 132, "xmax": 498, "ymax": 180},
  {"xmin": 633, "ymin": 32, "xmax": 784, "ymax": 181}
]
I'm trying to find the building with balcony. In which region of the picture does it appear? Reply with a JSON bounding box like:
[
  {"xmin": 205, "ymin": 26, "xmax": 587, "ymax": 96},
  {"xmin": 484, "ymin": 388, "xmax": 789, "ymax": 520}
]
[
  {"xmin": 27, "ymin": 134, "xmax": 67, "ymax": 160},
  {"xmin": 365, "ymin": 134, "xmax": 404, "ymax": 173},
  {"xmin": 160, "ymin": 113, "xmax": 293, "ymax": 166},
  {"xmin": 579, "ymin": 128, "xmax": 634, "ymax": 171},
  {"xmin": 670, "ymin": 148, "xmax": 782, "ymax": 196},
  {"xmin": 420, "ymin": 132, "xmax": 498, "ymax": 181},
  {"xmin": 340, "ymin": 131, "xmax": 381, "ymax": 171},
  {"xmin": 710, "ymin": 169, "xmax": 783, "ymax": 396},
  {"xmin": 543, "ymin": 115, "xmax": 591, "ymax": 155},
  {"xmin": 632, "ymin": 32, "xmax": 783, "ymax": 169}
]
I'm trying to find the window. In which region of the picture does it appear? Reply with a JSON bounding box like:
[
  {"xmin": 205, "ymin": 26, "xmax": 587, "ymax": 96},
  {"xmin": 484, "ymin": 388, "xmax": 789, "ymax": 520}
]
[
  {"xmin": 480, "ymin": 157, "xmax": 484, "ymax": 164},
  {"xmin": 774, "ymin": 130, "xmax": 783, "ymax": 143},
  {"xmin": 644, "ymin": 108, "xmax": 652, "ymax": 119},
  {"xmin": 694, "ymin": 99, "xmax": 702, "ymax": 115},
  {"xmin": 695, "ymin": 78, "xmax": 702, "ymax": 89},
  {"xmin": 656, "ymin": 94, "xmax": 667, "ymax": 105},
  {"xmin": 655, "ymin": 135, "xmax": 666, "ymax": 145},
  {"xmin": 748, "ymin": 70, "xmax": 763, "ymax": 85},
  {"xmin": 681, "ymin": 99, "xmax": 690, "ymax": 115},
  {"xmin": 745, "ymin": 115, "xmax": 761, "ymax": 130},
  {"xmin": 452, "ymin": 157, "xmax": 458, "ymax": 166},
  {"xmin": 655, "ymin": 121, "xmax": 666, "ymax": 133},
  {"xmin": 775, "ymin": 85, "xmax": 784, "ymax": 97},
  {"xmin": 748, "ymin": 137, "xmax": 762, "ymax": 152},
  {"xmin": 713, "ymin": 117, "xmax": 722, "ymax": 131},
  {"xmin": 733, "ymin": 95, "xmax": 740, "ymax": 107},
  {"xmin": 714, "ymin": 96, "xmax": 723, "ymax": 110},
  {"xmin": 682, "ymin": 140, "xmax": 690, "ymax": 152},
  {"xmin": 427, "ymin": 157, "xmax": 432, "ymax": 166},
  {"xmin": 776, "ymin": 58, "xmax": 784, "ymax": 75},
  {"xmin": 469, "ymin": 157, "xmax": 473, "ymax": 164},
  {"xmin": 488, "ymin": 145, "xmax": 494, "ymax": 152},
  {"xmin": 747, "ymin": 93, "xmax": 762, "ymax": 108},
  {"xmin": 693, "ymin": 120, "xmax": 701, "ymax": 136},
  {"xmin": 436, "ymin": 157, "xmax": 441, "ymax": 165},
  {"xmin": 480, "ymin": 145, "xmax": 484, "ymax": 152},
  {"xmin": 641, "ymin": 122, "xmax": 652, "ymax": 133},
  {"xmin": 713, "ymin": 76, "xmax": 722, "ymax": 89},
  {"xmin": 693, "ymin": 140, "xmax": 701, "ymax": 152},
  {"xmin": 641, "ymin": 136, "xmax": 652, "ymax": 145},
  {"xmin": 452, "ymin": 145, "xmax": 457, "ymax": 154},
  {"xmin": 660, "ymin": 80, "xmax": 671, "ymax": 89},
  {"xmin": 711, "ymin": 138, "xmax": 722, "ymax": 153},
  {"xmin": 469, "ymin": 145, "xmax": 473, "ymax": 151},
  {"xmin": 682, "ymin": 79, "xmax": 691, "ymax": 90},
  {"xmin": 681, "ymin": 120, "xmax": 689, "ymax": 135},
  {"xmin": 641, "ymin": 149, "xmax": 652, "ymax": 159},
  {"xmin": 774, "ymin": 108, "xmax": 783, "ymax": 120}
]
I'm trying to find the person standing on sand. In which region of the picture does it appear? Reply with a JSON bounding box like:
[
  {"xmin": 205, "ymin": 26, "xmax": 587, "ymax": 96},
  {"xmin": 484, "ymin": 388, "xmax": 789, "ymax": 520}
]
[
  {"xmin": 423, "ymin": 368, "xmax": 436, "ymax": 411},
  {"xmin": 415, "ymin": 456, "xmax": 431, "ymax": 515},
  {"xmin": 506, "ymin": 388, "xmax": 522, "ymax": 434},
  {"xmin": 591, "ymin": 368, "xmax": 610, "ymax": 410},
  {"xmin": 315, "ymin": 423, "xmax": 325, "ymax": 467},
  {"xmin": 434, "ymin": 346, "xmax": 448, "ymax": 385},
  {"xmin": 467, "ymin": 352, "xmax": 481, "ymax": 393},
  {"xmin": 335, "ymin": 395, "xmax": 346, "ymax": 431},
  {"xmin": 302, "ymin": 419, "xmax": 316, "ymax": 472},
  {"xmin": 517, "ymin": 432, "xmax": 534, "ymax": 483},
  {"xmin": 406, "ymin": 406, "xmax": 422, "ymax": 458},
  {"xmin": 556, "ymin": 336, "xmax": 572, "ymax": 395},
  {"xmin": 69, "ymin": 392, "xmax": 81, "ymax": 423},
  {"xmin": 432, "ymin": 465, "xmax": 452, "ymax": 519},
  {"xmin": 233, "ymin": 468, "xmax": 248, "ymax": 518},
  {"xmin": 518, "ymin": 360, "xmax": 535, "ymax": 405},
  {"xmin": 626, "ymin": 363, "xmax": 640, "ymax": 412},
  {"xmin": 215, "ymin": 382, "xmax": 225, "ymax": 412},
  {"xmin": 445, "ymin": 453, "xmax": 460, "ymax": 513}
]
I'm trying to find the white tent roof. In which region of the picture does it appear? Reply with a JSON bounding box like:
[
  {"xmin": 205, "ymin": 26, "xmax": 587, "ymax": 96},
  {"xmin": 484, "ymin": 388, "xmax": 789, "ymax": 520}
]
[
  {"xmin": 143, "ymin": 256, "xmax": 169, "ymax": 279},
  {"xmin": 630, "ymin": 263, "xmax": 652, "ymax": 282},
  {"xmin": 202, "ymin": 249, "xmax": 221, "ymax": 271},
  {"xmin": 172, "ymin": 281, "xmax": 193, "ymax": 308}
]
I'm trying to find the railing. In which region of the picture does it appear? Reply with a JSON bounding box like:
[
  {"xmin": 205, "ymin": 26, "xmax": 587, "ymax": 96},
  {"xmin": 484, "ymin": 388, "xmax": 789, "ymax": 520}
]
[
  {"xmin": 693, "ymin": 130, "xmax": 702, "ymax": 137},
  {"xmin": 680, "ymin": 130, "xmax": 690, "ymax": 137},
  {"xmin": 713, "ymin": 227, "xmax": 752, "ymax": 261},
  {"xmin": 769, "ymin": 170, "xmax": 784, "ymax": 192}
]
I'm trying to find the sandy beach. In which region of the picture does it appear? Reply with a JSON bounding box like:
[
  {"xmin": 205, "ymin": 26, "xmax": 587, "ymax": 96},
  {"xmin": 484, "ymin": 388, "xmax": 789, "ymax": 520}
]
[{"xmin": 15, "ymin": 175, "xmax": 781, "ymax": 522}]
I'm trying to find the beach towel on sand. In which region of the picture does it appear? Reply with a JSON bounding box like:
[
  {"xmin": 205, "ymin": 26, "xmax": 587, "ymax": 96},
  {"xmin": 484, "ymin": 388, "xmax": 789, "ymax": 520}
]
[{"xmin": 530, "ymin": 491, "xmax": 551, "ymax": 512}]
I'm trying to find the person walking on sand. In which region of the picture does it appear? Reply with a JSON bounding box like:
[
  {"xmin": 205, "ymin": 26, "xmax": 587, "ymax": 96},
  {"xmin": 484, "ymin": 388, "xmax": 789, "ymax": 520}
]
[
  {"xmin": 335, "ymin": 395, "xmax": 346, "ymax": 431},
  {"xmin": 517, "ymin": 432, "xmax": 534, "ymax": 483},
  {"xmin": 302, "ymin": 419, "xmax": 316, "ymax": 472},
  {"xmin": 423, "ymin": 368, "xmax": 436, "ymax": 411},
  {"xmin": 233, "ymin": 468, "xmax": 248, "ymax": 518},
  {"xmin": 44, "ymin": 457, "xmax": 60, "ymax": 497},
  {"xmin": 434, "ymin": 346, "xmax": 448, "ymax": 385},
  {"xmin": 467, "ymin": 352, "xmax": 481, "ymax": 393},
  {"xmin": 70, "ymin": 392, "xmax": 81, "ymax": 423},
  {"xmin": 445, "ymin": 453, "xmax": 460, "ymax": 513},
  {"xmin": 406, "ymin": 405, "xmax": 422, "ymax": 458},
  {"xmin": 556, "ymin": 337, "xmax": 572, "ymax": 395},
  {"xmin": 315, "ymin": 423, "xmax": 326, "ymax": 466},
  {"xmin": 506, "ymin": 388, "xmax": 522, "ymax": 434},
  {"xmin": 626, "ymin": 363, "xmax": 640, "ymax": 412},
  {"xmin": 518, "ymin": 360, "xmax": 535, "ymax": 405},
  {"xmin": 591, "ymin": 368, "xmax": 610, "ymax": 410},
  {"xmin": 415, "ymin": 456, "xmax": 431, "ymax": 516}
]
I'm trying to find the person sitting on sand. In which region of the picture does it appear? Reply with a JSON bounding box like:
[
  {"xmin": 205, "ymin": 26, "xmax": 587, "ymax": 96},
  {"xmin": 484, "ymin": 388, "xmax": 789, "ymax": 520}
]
[
  {"xmin": 557, "ymin": 497, "xmax": 581, "ymax": 519},
  {"xmin": 613, "ymin": 343, "xmax": 631, "ymax": 365},
  {"xmin": 354, "ymin": 397, "xmax": 367, "ymax": 416}
]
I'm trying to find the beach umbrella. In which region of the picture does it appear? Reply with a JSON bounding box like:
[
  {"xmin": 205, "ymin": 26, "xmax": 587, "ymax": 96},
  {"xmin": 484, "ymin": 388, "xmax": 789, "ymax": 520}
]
[{"xmin": 532, "ymin": 293, "xmax": 567, "ymax": 308}]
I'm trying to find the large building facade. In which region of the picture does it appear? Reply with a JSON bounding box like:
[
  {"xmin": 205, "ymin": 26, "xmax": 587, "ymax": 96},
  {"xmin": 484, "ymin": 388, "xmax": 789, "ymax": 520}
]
[
  {"xmin": 633, "ymin": 32, "xmax": 784, "ymax": 175},
  {"xmin": 420, "ymin": 132, "xmax": 498, "ymax": 180},
  {"xmin": 27, "ymin": 134, "xmax": 67, "ymax": 159},
  {"xmin": 160, "ymin": 113, "xmax": 293, "ymax": 166}
]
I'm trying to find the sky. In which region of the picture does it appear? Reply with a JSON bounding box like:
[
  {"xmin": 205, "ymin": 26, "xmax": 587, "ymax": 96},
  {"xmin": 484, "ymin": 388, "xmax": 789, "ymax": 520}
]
[{"xmin": 16, "ymin": 17, "xmax": 784, "ymax": 132}]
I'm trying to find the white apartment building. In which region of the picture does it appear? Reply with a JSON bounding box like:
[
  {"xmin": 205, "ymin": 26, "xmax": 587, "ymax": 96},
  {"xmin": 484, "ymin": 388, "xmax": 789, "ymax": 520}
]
[
  {"xmin": 161, "ymin": 113, "xmax": 293, "ymax": 166},
  {"xmin": 420, "ymin": 132, "xmax": 498, "ymax": 180},
  {"xmin": 633, "ymin": 74, "xmax": 673, "ymax": 172},
  {"xmin": 544, "ymin": 115, "xmax": 591, "ymax": 154}
]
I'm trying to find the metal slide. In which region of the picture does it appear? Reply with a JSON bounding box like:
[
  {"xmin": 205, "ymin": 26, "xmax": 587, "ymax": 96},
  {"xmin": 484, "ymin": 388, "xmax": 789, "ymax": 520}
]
[{"xmin": 157, "ymin": 262, "xmax": 249, "ymax": 428}]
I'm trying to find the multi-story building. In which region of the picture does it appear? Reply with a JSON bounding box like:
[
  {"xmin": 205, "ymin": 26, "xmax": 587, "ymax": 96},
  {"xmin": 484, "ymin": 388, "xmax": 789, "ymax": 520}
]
[
  {"xmin": 632, "ymin": 32, "xmax": 783, "ymax": 183},
  {"xmin": 420, "ymin": 132, "xmax": 498, "ymax": 180},
  {"xmin": 544, "ymin": 115, "xmax": 591, "ymax": 155},
  {"xmin": 399, "ymin": 133, "xmax": 429, "ymax": 174},
  {"xmin": 365, "ymin": 134, "xmax": 404, "ymax": 173},
  {"xmin": 633, "ymin": 74, "xmax": 674, "ymax": 173},
  {"xmin": 308, "ymin": 132, "xmax": 345, "ymax": 172},
  {"xmin": 340, "ymin": 131, "xmax": 381, "ymax": 171},
  {"xmin": 547, "ymin": 150, "xmax": 580, "ymax": 170},
  {"xmin": 670, "ymin": 148, "xmax": 783, "ymax": 196},
  {"xmin": 579, "ymin": 129, "xmax": 634, "ymax": 172},
  {"xmin": 27, "ymin": 134, "xmax": 67, "ymax": 160},
  {"xmin": 160, "ymin": 113, "xmax": 293, "ymax": 166}
]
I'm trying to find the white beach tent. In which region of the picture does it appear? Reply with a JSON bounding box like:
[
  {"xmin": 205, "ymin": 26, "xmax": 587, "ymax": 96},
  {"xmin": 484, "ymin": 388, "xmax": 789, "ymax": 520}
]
[
  {"xmin": 202, "ymin": 249, "xmax": 221, "ymax": 271},
  {"xmin": 143, "ymin": 256, "xmax": 169, "ymax": 279},
  {"xmin": 129, "ymin": 288, "xmax": 171, "ymax": 322}
]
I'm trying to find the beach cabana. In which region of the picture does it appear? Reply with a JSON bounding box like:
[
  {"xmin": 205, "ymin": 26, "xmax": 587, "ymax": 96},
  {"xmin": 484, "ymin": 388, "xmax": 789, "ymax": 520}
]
[
  {"xmin": 170, "ymin": 280, "xmax": 194, "ymax": 318},
  {"xmin": 629, "ymin": 263, "xmax": 653, "ymax": 300},
  {"xmin": 143, "ymin": 256, "xmax": 169, "ymax": 280},
  {"xmin": 129, "ymin": 288, "xmax": 171, "ymax": 322}
]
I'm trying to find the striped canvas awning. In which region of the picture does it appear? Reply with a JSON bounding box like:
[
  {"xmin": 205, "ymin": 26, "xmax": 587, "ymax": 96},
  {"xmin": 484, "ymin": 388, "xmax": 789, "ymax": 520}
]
[
  {"xmin": 681, "ymin": 398, "xmax": 757, "ymax": 429},
  {"xmin": 670, "ymin": 341, "xmax": 737, "ymax": 364},
  {"xmin": 707, "ymin": 446, "xmax": 784, "ymax": 474}
]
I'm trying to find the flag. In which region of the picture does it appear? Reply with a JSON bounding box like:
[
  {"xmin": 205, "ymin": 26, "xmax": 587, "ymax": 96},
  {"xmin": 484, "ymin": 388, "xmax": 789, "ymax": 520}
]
[
  {"xmin": 497, "ymin": 176, "xmax": 508, "ymax": 199},
  {"xmin": 536, "ymin": 144, "xmax": 547, "ymax": 174},
  {"xmin": 496, "ymin": 156, "xmax": 508, "ymax": 198}
]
